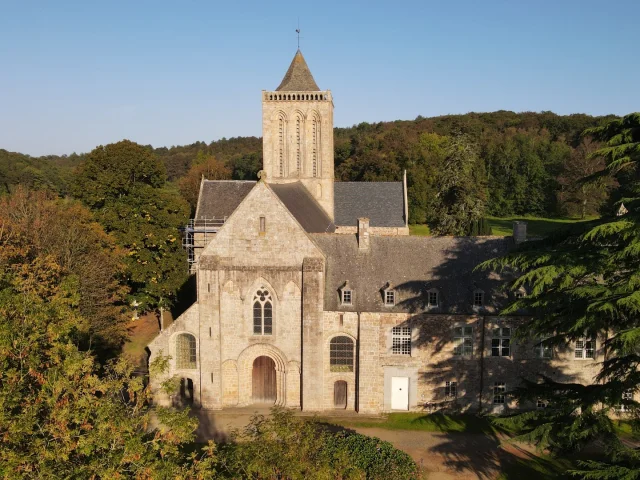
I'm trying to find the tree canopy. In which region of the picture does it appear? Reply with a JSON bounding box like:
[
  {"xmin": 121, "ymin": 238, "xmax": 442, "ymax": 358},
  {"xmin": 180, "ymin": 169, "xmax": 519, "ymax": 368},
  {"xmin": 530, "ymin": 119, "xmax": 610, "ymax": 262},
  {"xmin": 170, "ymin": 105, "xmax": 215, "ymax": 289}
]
[
  {"xmin": 480, "ymin": 113, "xmax": 640, "ymax": 477},
  {"xmin": 73, "ymin": 140, "xmax": 190, "ymax": 311}
]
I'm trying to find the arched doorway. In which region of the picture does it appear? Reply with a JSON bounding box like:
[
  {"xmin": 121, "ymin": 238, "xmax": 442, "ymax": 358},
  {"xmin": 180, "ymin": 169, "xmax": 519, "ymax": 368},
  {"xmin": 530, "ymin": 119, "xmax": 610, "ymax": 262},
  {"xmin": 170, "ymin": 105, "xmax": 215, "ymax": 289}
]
[{"xmin": 252, "ymin": 356, "xmax": 276, "ymax": 403}]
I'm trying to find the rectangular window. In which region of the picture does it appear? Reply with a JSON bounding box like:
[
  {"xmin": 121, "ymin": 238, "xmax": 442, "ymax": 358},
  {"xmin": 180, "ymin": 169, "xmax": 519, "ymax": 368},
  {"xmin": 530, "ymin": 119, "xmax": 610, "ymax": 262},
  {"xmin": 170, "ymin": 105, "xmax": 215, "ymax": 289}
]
[
  {"xmin": 453, "ymin": 326, "xmax": 473, "ymax": 356},
  {"xmin": 445, "ymin": 381, "xmax": 457, "ymax": 398},
  {"xmin": 385, "ymin": 290, "xmax": 395, "ymax": 306},
  {"xmin": 493, "ymin": 382, "xmax": 506, "ymax": 405},
  {"xmin": 342, "ymin": 289, "xmax": 352, "ymax": 305},
  {"xmin": 428, "ymin": 291, "xmax": 438, "ymax": 307},
  {"xmin": 534, "ymin": 338, "xmax": 553, "ymax": 359},
  {"xmin": 575, "ymin": 338, "xmax": 596, "ymax": 359},
  {"xmin": 392, "ymin": 326, "xmax": 411, "ymax": 355},
  {"xmin": 491, "ymin": 327, "xmax": 511, "ymax": 357},
  {"xmin": 616, "ymin": 391, "xmax": 633, "ymax": 412},
  {"xmin": 536, "ymin": 398, "xmax": 548, "ymax": 409},
  {"xmin": 259, "ymin": 216, "xmax": 266, "ymax": 234},
  {"xmin": 474, "ymin": 291, "xmax": 484, "ymax": 307}
]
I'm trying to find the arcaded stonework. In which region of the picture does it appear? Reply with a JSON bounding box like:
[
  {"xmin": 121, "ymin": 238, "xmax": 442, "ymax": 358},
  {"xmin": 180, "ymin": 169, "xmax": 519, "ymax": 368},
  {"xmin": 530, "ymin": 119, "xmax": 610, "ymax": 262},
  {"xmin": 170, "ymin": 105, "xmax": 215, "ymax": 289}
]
[
  {"xmin": 146, "ymin": 49, "xmax": 621, "ymax": 416},
  {"xmin": 261, "ymin": 87, "xmax": 334, "ymax": 219}
]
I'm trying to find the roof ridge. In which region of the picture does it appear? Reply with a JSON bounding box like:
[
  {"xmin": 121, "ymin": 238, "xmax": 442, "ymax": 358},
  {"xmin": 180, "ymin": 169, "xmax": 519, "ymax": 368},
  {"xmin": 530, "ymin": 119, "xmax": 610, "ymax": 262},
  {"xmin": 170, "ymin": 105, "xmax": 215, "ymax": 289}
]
[{"xmin": 203, "ymin": 179, "xmax": 257, "ymax": 183}]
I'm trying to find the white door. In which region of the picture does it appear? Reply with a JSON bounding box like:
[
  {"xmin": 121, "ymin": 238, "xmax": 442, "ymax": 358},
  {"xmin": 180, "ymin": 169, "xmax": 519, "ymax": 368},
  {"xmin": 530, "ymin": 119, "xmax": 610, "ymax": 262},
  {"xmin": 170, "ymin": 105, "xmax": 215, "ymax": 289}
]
[{"xmin": 391, "ymin": 376, "xmax": 409, "ymax": 410}]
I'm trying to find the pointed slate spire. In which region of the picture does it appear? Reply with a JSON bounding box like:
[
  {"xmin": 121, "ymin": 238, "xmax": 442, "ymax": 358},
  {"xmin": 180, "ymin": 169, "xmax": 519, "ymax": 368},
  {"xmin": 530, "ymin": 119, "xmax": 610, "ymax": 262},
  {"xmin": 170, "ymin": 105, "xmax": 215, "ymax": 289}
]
[{"xmin": 275, "ymin": 50, "xmax": 320, "ymax": 92}]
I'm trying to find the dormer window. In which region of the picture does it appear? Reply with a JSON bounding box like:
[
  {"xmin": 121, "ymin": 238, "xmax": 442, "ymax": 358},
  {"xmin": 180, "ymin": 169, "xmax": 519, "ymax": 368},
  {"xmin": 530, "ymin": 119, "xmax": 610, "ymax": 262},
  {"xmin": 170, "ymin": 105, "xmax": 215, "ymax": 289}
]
[
  {"xmin": 515, "ymin": 287, "xmax": 526, "ymax": 299},
  {"xmin": 383, "ymin": 282, "xmax": 395, "ymax": 306},
  {"xmin": 385, "ymin": 290, "xmax": 395, "ymax": 306},
  {"xmin": 342, "ymin": 289, "xmax": 352, "ymax": 305},
  {"xmin": 427, "ymin": 289, "xmax": 439, "ymax": 308},
  {"xmin": 340, "ymin": 282, "xmax": 353, "ymax": 306},
  {"xmin": 473, "ymin": 290, "xmax": 485, "ymax": 307}
]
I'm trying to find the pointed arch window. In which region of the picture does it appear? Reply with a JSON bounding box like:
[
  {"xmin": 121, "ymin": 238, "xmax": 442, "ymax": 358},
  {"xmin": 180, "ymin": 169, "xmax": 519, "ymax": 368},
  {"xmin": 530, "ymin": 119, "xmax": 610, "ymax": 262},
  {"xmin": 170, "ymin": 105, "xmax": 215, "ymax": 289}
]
[
  {"xmin": 253, "ymin": 288, "xmax": 273, "ymax": 335},
  {"xmin": 295, "ymin": 115, "xmax": 302, "ymax": 174},
  {"xmin": 278, "ymin": 115, "xmax": 285, "ymax": 177},
  {"xmin": 311, "ymin": 115, "xmax": 320, "ymax": 178},
  {"xmin": 176, "ymin": 333, "xmax": 197, "ymax": 369}
]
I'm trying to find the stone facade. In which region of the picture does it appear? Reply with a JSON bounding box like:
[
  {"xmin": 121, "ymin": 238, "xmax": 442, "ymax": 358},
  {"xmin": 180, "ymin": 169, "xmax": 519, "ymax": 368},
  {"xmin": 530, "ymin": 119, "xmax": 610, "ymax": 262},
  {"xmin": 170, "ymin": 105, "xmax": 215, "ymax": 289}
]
[
  {"xmin": 262, "ymin": 89, "xmax": 334, "ymax": 220},
  {"xmin": 147, "ymin": 49, "xmax": 616, "ymax": 416}
]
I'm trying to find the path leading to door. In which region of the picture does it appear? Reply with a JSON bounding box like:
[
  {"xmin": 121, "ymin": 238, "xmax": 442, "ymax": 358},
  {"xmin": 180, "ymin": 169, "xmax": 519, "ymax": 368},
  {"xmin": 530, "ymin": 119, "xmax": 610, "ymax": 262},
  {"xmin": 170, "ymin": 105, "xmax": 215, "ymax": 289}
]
[{"xmin": 192, "ymin": 408, "xmax": 538, "ymax": 479}]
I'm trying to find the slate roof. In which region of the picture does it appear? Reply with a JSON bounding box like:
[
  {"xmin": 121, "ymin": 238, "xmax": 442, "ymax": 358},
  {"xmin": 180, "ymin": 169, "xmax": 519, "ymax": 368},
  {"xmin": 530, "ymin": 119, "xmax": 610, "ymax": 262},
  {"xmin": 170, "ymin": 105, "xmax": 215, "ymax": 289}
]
[
  {"xmin": 276, "ymin": 50, "xmax": 321, "ymax": 92},
  {"xmin": 334, "ymin": 182, "xmax": 406, "ymax": 227},
  {"xmin": 311, "ymin": 234, "xmax": 513, "ymax": 314},
  {"xmin": 270, "ymin": 182, "xmax": 336, "ymax": 233},
  {"xmin": 195, "ymin": 180, "xmax": 255, "ymax": 220}
]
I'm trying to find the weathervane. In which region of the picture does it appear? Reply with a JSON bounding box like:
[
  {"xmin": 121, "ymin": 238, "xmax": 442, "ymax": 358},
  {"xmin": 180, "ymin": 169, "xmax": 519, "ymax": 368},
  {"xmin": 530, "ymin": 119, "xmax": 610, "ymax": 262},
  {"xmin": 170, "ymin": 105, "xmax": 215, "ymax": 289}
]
[{"xmin": 296, "ymin": 18, "xmax": 301, "ymax": 49}]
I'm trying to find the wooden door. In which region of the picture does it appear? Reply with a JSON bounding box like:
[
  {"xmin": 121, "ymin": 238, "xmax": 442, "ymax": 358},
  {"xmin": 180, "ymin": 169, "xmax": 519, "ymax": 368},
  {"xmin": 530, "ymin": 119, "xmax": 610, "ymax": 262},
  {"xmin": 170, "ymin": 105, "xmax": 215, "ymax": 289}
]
[
  {"xmin": 252, "ymin": 356, "xmax": 276, "ymax": 403},
  {"xmin": 334, "ymin": 381, "xmax": 347, "ymax": 409}
]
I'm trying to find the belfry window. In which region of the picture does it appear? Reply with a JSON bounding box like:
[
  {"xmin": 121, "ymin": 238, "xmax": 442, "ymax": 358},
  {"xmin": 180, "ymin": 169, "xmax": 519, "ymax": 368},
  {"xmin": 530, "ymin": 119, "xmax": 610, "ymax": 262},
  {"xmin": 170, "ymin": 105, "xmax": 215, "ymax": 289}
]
[
  {"xmin": 253, "ymin": 288, "xmax": 273, "ymax": 335},
  {"xmin": 278, "ymin": 116, "xmax": 285, "ymax": 177},
  {"xmin": 175, "ymin": 333, "xmax": 197, "ymax": 369},
  {"xmin": 295, "ymin": 115, "xmax": 301, "ymax": 173},
  {"xmin": 312, "ymin": 116, "xmax": 319, "ymax": 177}
]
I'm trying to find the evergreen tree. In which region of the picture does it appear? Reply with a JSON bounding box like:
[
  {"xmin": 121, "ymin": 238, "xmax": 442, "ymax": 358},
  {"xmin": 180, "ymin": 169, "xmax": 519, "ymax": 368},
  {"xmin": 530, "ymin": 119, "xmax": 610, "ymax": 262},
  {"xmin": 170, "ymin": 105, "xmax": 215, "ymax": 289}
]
[
  {"xmin": 479, "ymin": 113, "xmax": 640, "ymax": 476},
  {"xmin": 431, "ymin": 134, "xmax": 488, "ymax": 235}
]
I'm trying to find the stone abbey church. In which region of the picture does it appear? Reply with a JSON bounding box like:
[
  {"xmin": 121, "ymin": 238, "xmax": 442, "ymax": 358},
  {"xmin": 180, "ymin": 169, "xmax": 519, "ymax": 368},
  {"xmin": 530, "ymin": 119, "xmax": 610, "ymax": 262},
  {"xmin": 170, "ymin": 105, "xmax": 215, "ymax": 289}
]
[{"xmin": 148, "ymin": 50, "xmax": 600, "ymax": 414}]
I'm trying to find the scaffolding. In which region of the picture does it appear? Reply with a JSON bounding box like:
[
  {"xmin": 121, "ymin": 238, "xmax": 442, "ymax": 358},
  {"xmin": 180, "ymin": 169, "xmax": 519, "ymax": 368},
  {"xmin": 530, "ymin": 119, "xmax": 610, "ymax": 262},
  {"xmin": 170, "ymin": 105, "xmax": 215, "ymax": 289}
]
[{"xmin": 182, "ymin": 217, "xmax": 226, "ymax": 273}]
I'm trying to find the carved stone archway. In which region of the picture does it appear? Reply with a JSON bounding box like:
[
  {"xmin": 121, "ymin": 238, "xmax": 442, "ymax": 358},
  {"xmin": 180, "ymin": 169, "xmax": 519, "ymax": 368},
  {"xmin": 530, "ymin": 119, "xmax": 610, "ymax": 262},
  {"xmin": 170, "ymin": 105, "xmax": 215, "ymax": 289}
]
[{"xmin": 236, "ymin": 344, "xmax": 287, "ymax": 406}]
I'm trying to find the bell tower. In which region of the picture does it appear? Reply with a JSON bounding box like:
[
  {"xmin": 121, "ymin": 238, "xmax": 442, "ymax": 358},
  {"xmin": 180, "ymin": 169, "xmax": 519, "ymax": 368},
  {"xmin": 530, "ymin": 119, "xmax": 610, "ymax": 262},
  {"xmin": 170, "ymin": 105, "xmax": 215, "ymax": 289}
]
[{"xmin": 262, "ymin": 50, "xmax": 334, "ymax": 220}]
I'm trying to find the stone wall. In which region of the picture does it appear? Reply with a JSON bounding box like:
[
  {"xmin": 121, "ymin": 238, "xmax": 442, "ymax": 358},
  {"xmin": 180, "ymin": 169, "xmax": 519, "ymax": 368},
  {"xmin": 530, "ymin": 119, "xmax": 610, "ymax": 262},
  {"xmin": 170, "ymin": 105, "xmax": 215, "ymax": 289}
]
[{"xmin": 262, "ymin": 92, "xmax": 335, "ymax": 219}]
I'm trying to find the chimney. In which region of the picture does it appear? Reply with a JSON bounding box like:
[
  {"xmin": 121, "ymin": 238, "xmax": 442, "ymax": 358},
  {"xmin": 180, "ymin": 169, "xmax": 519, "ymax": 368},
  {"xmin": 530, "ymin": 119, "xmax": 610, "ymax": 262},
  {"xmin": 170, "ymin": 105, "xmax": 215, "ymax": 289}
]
[
  {"xmin": 513, "ymin": 221, "xmax": 527, "ymax": 243},
  {"xmin": 358, "ymin": 217, "xmax": 370, "ymax": 251}
]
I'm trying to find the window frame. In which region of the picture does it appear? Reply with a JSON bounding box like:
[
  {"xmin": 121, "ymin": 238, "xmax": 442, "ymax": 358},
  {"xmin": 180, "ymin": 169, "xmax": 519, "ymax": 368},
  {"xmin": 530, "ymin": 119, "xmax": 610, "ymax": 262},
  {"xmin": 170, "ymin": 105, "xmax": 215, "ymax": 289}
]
[
  {"xmin": 534, "ymin": 337, "xmax": 553, "ymax": 359},
  {"xmin": 341, "ymin": 289, "xmax": 353, "ymax": 306},
  {"xmin": 574, "ymin": 337, "xmax": 596, "ymax": 359},
  {"xmin": 329, "ymin": 336, "xmax": 355, "ymax": 372},
  {"xmin": 385, "ymin": 289, "xmax": 396, "ymax": 306},
  {"xmin": 391, "ymin": 325, "xmax": 411, "ymax": 355},
  {"xmin": 491, "ymin": 326, "xmax": 511, "ymax": 357},
  {"xmin": 473, "ymin": 290, "xmax": 485, "ymax": 307},
  {"xmin": 175, "ymin": 333, "xmax": 197, "ymax": 369},
  {"xmin": 453, "ymin": 326, "xmax": 474, "ymax": 356},
  {"xmin": 616, "ymin": 390, "xmax": 633, "ymax": 413},
  {"xmin": 493, "ymin": 382, "xmax": 506, "ymax": 405},
  {"xmin": 427, "ymin": 289, "xmax": 439, "ymax": 308},
  {"xmin": 252, "ymin": 287, "xmax": 274, "ymax": 336},
  {"xmin": 445, "ymin": 381, "xmax": 457, "ymax": 399}
]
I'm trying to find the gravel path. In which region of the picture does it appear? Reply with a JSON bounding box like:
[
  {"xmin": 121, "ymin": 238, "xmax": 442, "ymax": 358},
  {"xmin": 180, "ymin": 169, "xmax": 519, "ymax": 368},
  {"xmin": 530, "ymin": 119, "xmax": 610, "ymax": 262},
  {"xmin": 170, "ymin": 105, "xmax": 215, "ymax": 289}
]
[{"xmin": 194, "ymin": 409, "xmax": 537, "ymax": 480}]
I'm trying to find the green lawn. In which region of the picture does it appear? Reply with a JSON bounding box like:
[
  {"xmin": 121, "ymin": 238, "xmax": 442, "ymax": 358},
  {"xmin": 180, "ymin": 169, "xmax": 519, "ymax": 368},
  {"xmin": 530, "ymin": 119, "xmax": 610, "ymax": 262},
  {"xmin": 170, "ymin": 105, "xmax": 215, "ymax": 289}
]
[
  {"xmin": 497, "ymin": 454, "xmax": 574, "ymax": 480},
  {"xmin": 409, "ymin": 216, "xmax": 596, "ymax": 238},
  {"xmin": 614, "ymin": 419, "xmax": 639, "ymax": 440},
  {"xmin": 409, "ymin": 224, "xmax": 431, "ymax": 236},
  {"xmin": 486, "ymin": 215, "xmax": 596, "ymax": 237},
  {"xmin": 320, "ymin": 412, "xmax": 506, "ymax": 435}
]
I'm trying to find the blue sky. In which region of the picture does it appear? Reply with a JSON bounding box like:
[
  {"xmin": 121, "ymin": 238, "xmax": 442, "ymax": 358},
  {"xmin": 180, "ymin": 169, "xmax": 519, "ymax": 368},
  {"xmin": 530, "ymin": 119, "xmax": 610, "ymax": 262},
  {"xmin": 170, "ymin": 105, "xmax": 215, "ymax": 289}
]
[{"xmin": 0, "ymin": 0, "xmax": 638, "ymax": 156}]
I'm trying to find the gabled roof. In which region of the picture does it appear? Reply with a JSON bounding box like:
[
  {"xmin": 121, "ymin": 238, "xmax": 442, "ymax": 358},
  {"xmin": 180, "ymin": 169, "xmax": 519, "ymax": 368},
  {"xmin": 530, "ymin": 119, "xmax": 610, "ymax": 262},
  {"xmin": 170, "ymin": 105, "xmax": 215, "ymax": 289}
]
[
  {"xmin": 270, "ymin": 182, "xmax": 336, "ymax": 233},
  {"xmin": 276, "ymin": 50, "xmax": 320, "ymax": 92},
  {"xmin": 334, "ymin": 182, "xmax": 406, "ymax": 227},
  {"xmin": 312, "ymin": 234, "xmax": 512, "ymax": 314},
  {"xmin": 195, "ymin": 180, "xmax": 256, "ymax": 220}
]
